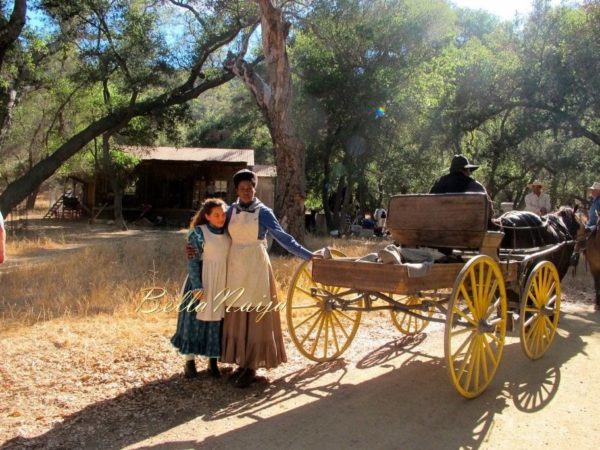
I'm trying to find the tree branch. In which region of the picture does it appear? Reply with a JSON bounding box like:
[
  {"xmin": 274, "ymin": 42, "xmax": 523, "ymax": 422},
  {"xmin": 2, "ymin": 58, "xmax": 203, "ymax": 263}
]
[{"xmin": 0, "ymin": 0, "xmax": 27, "ymax": 72}]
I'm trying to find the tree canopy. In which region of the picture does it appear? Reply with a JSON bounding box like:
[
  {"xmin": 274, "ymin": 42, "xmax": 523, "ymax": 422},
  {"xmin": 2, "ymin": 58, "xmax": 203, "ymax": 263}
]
[{"xmin": 1, "ymin": 0, "xmax": 599, "ymax": 223}]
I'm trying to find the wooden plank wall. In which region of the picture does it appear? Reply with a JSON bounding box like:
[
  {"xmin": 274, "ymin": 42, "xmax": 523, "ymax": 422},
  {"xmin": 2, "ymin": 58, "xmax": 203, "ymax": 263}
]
[{"xmin": 387, "ymin": 193, "xmax": 489, "ymax": 248}]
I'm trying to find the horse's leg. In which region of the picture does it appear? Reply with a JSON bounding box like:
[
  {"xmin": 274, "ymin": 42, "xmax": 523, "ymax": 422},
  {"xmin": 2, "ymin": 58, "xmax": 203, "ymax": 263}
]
[
  {"xmin": 595, "ymin": 273, "xmax": 600, "ymax": 310},
  {"xmin": 592, "ymin": 272, "xmax": 600, "ymax": 311}
]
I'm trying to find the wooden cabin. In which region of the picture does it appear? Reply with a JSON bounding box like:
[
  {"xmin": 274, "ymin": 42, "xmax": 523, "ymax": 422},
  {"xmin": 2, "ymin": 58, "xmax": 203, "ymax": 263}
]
[{"xmin": 80, "ymin": 146, "xmax": 276, "ymax": 225}]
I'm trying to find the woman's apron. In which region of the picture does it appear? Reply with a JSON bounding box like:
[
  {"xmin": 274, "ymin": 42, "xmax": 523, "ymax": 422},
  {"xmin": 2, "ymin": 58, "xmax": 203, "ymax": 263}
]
[
  {"xmin": 196, "ymin": 224, "xmax": 230, "ymax": 321},
  {"xmin": 226, "ymin": 207, "xmax": 272, "ymax": 308}
]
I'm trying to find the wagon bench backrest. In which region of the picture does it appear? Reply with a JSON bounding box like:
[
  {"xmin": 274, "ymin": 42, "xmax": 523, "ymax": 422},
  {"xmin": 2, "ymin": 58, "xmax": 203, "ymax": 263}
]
[{"xmin": 387, "ymin": 193, "xmax": 502, "ymax": 254}]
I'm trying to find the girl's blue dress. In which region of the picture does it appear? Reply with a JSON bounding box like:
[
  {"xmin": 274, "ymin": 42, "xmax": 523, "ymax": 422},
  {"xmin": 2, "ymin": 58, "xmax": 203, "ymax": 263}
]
[{"xmin": 171, "ymin": 224, "xmax": 223, "ymax": 357}]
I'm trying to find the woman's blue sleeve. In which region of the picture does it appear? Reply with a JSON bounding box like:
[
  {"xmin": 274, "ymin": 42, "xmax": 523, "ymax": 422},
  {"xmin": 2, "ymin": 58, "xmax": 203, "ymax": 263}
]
[
  {"xmin": 187, "ymin": 229, "xmax": 204, "ymax": 290},
  {"xmin": 259, "ymin": 207, "xmax": 313, "ymax": 260}
]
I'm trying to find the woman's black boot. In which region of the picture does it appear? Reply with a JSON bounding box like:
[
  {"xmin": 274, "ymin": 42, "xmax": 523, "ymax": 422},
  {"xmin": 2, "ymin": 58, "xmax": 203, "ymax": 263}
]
[
  {"xmin": 235, "ymin": 368, "xmax": 256, "ymax": 388},
  {"xmin": 209, "ymin": 358, "xmax": 221, "ymax": 378},
  {"xmin": 184, "ymin": 360, "xmax": 198, "ymax": 379}
]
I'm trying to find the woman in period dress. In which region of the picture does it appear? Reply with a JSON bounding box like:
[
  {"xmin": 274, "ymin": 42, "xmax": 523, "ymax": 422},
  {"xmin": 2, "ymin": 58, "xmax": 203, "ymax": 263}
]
[
  {"xmin": 171, "ymin": 198, "xmax": 230, "ymax": 378},
  {"xmin": 222, "ymin": 169, "xmax": 316, "ymax": 388}
]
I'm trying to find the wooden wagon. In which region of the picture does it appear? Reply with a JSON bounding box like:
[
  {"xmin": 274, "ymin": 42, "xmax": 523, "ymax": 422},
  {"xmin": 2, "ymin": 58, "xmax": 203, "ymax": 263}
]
[{"xmin": 286, "ymin": 193, "xmax": 572, "ymax": 398}]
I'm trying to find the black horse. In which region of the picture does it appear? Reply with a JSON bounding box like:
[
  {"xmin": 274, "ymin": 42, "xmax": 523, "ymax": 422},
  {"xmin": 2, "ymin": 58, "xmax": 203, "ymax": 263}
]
[{"xmin": 499, "ymin": 206, "xmax": 583, "ymax": 281}]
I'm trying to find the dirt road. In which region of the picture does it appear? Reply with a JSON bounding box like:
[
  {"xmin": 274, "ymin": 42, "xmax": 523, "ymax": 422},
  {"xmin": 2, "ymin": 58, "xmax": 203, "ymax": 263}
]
[
  {"xmin": 6, "ymin": 300, "xmax": 597, "ymax": 449},
  {"xmin": 116, "ymin": 301, "xmax": 600, "ymax": 450}
]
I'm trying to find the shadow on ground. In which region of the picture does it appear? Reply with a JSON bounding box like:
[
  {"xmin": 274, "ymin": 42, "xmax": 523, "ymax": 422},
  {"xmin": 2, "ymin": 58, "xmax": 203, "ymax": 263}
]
[{"xmin": 2, "ymin": 310, "xmax": 599, "ymax": 450}]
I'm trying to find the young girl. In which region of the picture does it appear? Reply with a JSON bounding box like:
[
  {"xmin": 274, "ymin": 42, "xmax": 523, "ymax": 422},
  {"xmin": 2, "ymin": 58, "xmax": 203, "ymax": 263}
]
[{"xmin": 171, "ymin": 198, "xmax": 230, "ymax": 378}]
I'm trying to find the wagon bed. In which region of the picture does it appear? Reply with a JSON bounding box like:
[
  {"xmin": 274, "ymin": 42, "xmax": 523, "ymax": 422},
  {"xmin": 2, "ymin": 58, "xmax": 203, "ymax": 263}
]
[{"xmin": 287, "ymin": 193, "xmax": 567, "ymax": 398}]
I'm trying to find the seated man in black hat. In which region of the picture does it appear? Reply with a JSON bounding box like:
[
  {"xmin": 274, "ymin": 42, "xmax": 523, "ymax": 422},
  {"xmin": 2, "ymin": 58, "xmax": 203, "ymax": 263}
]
[
  {"xmin": 430, "ymin": 154, "xmax": 499, "ymax": 232},
  {"xmin": 430, "ymin": 154, "xmax": 487, "ymax": 195}
]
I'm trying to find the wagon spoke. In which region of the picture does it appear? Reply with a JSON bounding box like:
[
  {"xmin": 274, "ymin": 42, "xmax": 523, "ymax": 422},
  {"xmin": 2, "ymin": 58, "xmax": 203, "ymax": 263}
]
[
  {"xmin": 546, "ymin": 293, "xmax": 557, "ymax": 308},
  {"xmin": 487, "ymin": 332, "xmax": 503, "ymax": 345},
  {"xmin": 482, "ymin": 267, "xmax": 494, "ymax": 310},
  {"xmin": 292, "ymin": 303, "xmax": 322, "ymax": 310},
  {"xmin": 484, "ymin": 281, "xmax": 499, "ymax": 317},
  {"xmin": 486, "ymin": 297, "xmax": 502, "ymax": 321},
  {"xmin": 451, "ymin": 327, "xmax": 474, "ymax": 337},
  {"xmin": 542, "ymin": 266, "xmax": 552, "ymax": 294},
  {"xmin": 452, "ymin": 330, "xmax": 476, "ymax": 359},
  {"xmin": 323, "ymin": 313, "xmax": 330, "ymax": 359},
  {"xmin": 462, "ymin": 341, "xmax": 477, "ymax": 392},
  {"xmin": 310, "ymin": 314, "xmax": 326, "ymax": 355},
  {"xmin": 482, "ymin": 337, "xmax": 498, "ymax": 366},
  {"xmin": 480, "ymin": 339, "xmax": 490, "ymax": 383},
  {"xmin": 524, "ymin": 312, "xmax": 539, "ymax": 328},
  {"xmin": 459, "ymin": 286, "xmax": 477, "ymax": 317},
  {"xmin": 468, "ymin": 269, "xmax": 479, "ymax": 315},
  {"xmin": 527, "ymin": 290, "xmax": 539, "ymax": 308},
  {"xmin": 329, "ymin": 314, "xmax": 340, "ymax": 354},
  {"xmin": 531, "ymin": 277, "xmax": 542, "ymax": 309},
  {"xmin": 524, "ymin": 318, "xmax": 537, "ymax": 340},
  {"xmin": 299, "ymin": 313, "xmax": 323, "ymax": 346},
  {"xmin": 454, "ymin": 307, "xmax": 478, "ymax": 327},
  {"xmin": 302, "ymin": 267, "xmax": 312, "ymax": 280},
  {"xmin": 331, "ymin": 311, "xmax": 351, "ymax": 339},
  {"xmin": 472, "ymin": 339, "xmax": 482, "ymax": 391},
  {"xmin": 294, "ymin": 309, "xmax": 321, "ymax": 330},
  {"xmin": 543, "ymin": 314, "xmax": 555, "ymax": 332},
  {"xmin": 293, "ymin": 286, "xmax": 316, "ymax": 298},
  {"xmin": 335, "ymin": 309, "xmax": 357, "ymax": 323},
  {"xmin": 456, "ymin": 336, "xmax": 477, "ymax": 383},
  {"xmin": 477, "ymin": 264, "xmax": 485, "ymax": 317}
]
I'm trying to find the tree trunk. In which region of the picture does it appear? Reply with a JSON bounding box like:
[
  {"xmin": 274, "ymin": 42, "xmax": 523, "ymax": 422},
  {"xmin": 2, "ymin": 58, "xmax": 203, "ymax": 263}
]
[
  {"xmin": 0, "ymin": 0, "xmax": 27, "ymax": 71},
  {"xmin": 0, "ymin": 82, "xmax": 18, "ymax": 149},
  {"xmin": 272, "ymin": 131, "xmax": 305, "ymax": 240},
  {"xmin": 0, "ymin": 0, "xmax": 27, "ymax": 149},
  {"xmin": 322, "ymin": 154, "xmax": 332, "ymax": 230},
  {"xmin": 25, "ymin": 186, "xmax": 39, "ymax": 210},
  {"xmin": 225, "ymin": 0, "xmax": 307, "ymax": 249},
  {"xmin": 102, "ymin": 133, "xmax": 127, "ymax": 230}
]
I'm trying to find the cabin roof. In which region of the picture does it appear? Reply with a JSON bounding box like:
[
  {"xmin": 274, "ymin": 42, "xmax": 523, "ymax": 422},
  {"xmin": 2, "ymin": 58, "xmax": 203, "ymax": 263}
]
[
  {"xmin": 123, "ymin": 146, "xmax": 255, "ymax": 165},
  {"xmin": 252, "ymin": 164, "xmax": 277, "ymax": 177}
]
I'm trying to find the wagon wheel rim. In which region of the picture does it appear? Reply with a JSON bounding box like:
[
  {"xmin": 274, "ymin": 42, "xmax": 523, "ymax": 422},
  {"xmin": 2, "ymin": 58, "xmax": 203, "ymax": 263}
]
[
  {"xmin": 444, "ymin": 255, "xmax": 507, "ymax": 399},
  {"xmin": 519, "ymin": 261, "xmax": 561, "ymax": 360},
  {"xmin": 389, "ymin": 293, "xmax": 435, "ymax": 335},
  {"xmin": 286, "ymin": 249, "xmax": 362, "ymax": 362}
]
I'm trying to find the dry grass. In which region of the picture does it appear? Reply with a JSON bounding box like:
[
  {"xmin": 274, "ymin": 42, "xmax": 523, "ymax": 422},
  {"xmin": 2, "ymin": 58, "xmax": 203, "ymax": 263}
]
[
  {"xmin": 6, "ymin": 235, "xmax": 68, "ymax": 256},
  {"xmin": 0, "ymin": 226, "xmax": 381, "ymax": 330},
  {"xmin": 0, "ymin": 229, "xmax": 185, "ymax": 329}
]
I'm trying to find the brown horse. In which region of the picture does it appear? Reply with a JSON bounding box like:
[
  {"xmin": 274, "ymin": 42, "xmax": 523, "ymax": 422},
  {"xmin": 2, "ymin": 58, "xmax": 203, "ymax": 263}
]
[
  {"xmin": 585, "ymin": 220, "xmax": 600, "ymax": 308},
  {"xmin": 499, "ymin": 206, "xmax": 583, "ymax": 281}
]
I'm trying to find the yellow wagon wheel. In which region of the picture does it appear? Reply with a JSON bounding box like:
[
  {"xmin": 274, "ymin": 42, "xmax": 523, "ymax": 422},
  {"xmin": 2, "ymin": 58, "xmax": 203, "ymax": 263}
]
[
  {"xmin": 389, "ymin": 293, "xmax": 435, "ymax": 335},
  {"xmin": 519, "ymin": 260, "xmax": 561, "ymax": 360},
  {"xmin": 286, "ymin": 250, "xmax": 362, "ymax": 362},
  {"xmin": 445, "ymin": 255, "xmax": 507, "ymax": 398}
]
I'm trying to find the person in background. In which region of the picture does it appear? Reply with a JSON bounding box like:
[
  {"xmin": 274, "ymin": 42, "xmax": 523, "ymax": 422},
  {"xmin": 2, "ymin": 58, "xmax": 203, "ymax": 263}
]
[
  {"xmin": 430, "ymin": 154, "xmax": 487, "ymax": 195},
  {"xmin": 430, "ymin": 154, "xmax": 498, "ymax": 232},
  {"xmin": 586, "ymin": 181, "xmax": 600, "ymax": 231},
  {"xmin": 0, "ymin": 211, "xmax": 5, "ymax": 264},
  {"xmin": 206, "ymin": 180, "xmax": 216, "ymax": 198},
  {"xmin": 221, "ymin": 169, "xmax": 318, "ymax": 388},
  {"xmin": 373, "ymin": 206, "xmax": 387, "ymax": 237},
  {"xmin": 524, "ymin": 180, "xmax": 552, "ymax": 216},
  {"xmin": 171, "ymin": 198, "xmax": 230, "ymax": 379}
]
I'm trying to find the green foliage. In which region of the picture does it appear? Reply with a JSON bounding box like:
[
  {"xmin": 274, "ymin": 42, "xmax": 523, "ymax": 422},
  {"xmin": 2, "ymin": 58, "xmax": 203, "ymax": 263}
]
[
  {"xmin": 3, "ymin": 0, "xmax": 600, "ymax": 218},
  {"xmin": 185, "ymin": 81, "xmax": 273, "ymax": 163}
]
